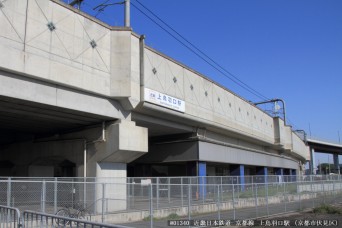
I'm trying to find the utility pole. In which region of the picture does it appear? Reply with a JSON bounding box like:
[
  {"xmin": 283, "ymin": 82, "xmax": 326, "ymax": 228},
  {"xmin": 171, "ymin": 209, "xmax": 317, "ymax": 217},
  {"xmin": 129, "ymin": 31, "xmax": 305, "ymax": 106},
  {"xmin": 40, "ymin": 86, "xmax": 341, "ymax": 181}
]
[
  {"xmin": 125, "ymin": 0, "xmax": 130, "ymax": 27},
  {"xmin": 338, "ymin": 131, "xmax": 340, "ymax": 144}
]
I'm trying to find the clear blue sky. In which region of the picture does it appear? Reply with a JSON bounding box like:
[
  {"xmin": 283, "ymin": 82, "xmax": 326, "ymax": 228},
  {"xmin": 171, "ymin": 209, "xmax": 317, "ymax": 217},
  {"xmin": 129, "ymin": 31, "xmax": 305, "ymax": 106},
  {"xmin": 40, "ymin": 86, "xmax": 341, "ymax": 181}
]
[{"xmin": 69, "ymin": 0, "xmax": 342, "ymax": 165}]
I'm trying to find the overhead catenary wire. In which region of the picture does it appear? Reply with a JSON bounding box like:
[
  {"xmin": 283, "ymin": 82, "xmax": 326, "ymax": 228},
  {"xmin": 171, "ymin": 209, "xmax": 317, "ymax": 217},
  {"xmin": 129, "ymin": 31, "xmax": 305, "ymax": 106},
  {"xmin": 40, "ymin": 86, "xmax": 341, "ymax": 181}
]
[
  {"xmin": 91, "ymin": 0, "xmax": 112, "ymax": 18},
  {"xmin": 93, "ymin": 1, "xmax": 125, "ymax": 18},
  {"xmin": 131, "ymin": 0, "xmax": 270, "ymax": 101}
]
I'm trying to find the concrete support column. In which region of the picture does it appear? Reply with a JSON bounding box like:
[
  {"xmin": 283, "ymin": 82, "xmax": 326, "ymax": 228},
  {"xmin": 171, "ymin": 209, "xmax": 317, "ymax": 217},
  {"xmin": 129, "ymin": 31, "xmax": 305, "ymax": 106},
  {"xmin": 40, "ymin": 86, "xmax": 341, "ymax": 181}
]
[
  {"xmin": 230, "ymin": 164, "xmax": 245, "ymax": 190},
  {"xmin": 275, "ymin": 168, "xmax": 284, "ymax": 183},
  {"xmin": 310, "ymin": 148, "xmax": 316, "ymax": 175},
  {"xmin": 256, "ymin": 166, "xmax": 268, "ymax": 183},
  {"xmin": 274, "ymin": 168, "xmax": 284, "ymax": 176},
  {"xmin": 95, "ymin": 162, "xmax": 127, "ymax": 212},
  {"xmin": 198, "ymin": 161, "xmax": 206, "ymax": 199},
  {"xmin": 333, "ymin": 154, "xmax": 340, "ymax": 174},
  {"xmin": 291, "ymin": 169, "xmax": 297, "ymax": 182}
]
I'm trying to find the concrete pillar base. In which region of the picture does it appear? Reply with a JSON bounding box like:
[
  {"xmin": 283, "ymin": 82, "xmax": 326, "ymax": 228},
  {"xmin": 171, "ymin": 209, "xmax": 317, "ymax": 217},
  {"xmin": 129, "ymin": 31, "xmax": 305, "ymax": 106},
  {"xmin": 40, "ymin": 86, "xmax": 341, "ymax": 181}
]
[{"xmin": 95, "ymin": 162, "xmax": 127, "ymax": 212}]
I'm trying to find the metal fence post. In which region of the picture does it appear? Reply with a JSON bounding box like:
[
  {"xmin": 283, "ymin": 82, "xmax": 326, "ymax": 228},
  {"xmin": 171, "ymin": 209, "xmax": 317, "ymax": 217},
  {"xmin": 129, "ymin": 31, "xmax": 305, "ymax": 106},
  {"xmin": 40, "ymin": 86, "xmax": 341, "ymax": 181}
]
[
  {"xmin": 217, "ymin": 185, "xmax": 220, "ymax": 220},
  {"xmin": 298, "ymin": 181, "xmax": 301, "ymax": 211},
  {"xmin": 7, "ymin": 178, "xmax": 11, "ymax": 207},
  {"xmin": 102, "ymin": 183, "xmax": 105, "ymax": 223},
  {"xmin": 54, "ymin": 177, "xmax": 57, "ymax": 213},
  {"xmin": 220, "ymin": 183, "xmax": 223, "ymax": 204},
  {"xmin": 332, "ymin": 179, "xmax": 335, "ymax": 198},
  {"xmin": 181, "ymin": 177, "xmax": 183, "ymax": 207},
  {"xmin": 127, "ymin": 182, "xmax": 130, "ymax": 210},
  {"xmin": 150, "ymin": 184, "xmax": 153, "ymax": 228},
  {"xmin": 311, "ymin": 179, "xmax": 314, "ymax": 208},
  {"xmin": 284, "ymin": 182, "xmax": 287, "ymax": 212},
  {"xmin": 168, "ymin": 177, "xmax": 171, "ymax": 203},
  {"xmin": 83, "ymin": 178, "xmax": 87, "ymax": 209},
  {"xmin": 71, "ymin": 181, "xmax": 74, "ymax": 206},
  {"xmin": 188, "ymin": 185, "xmax": 191, "ymax": 221},
  {"xmin": 232, "ymin": 184, "xmax": 236, "ymax": 220},
  {"xmin": 156, "ymin": 177, "xmax": 159, "ymax": 209},
  {"xmin": 42, "ymin": 181, "xmax": 46, "ymax": 213},
  {"xmin": 202, "ymin": 176, "xmax": 204, "ymax": 204},
  {"xmin": 94, "ymin": 182, "xmax": 97, "ymax": 216},
  {"xmin": 265, "ymin": 182, "xmax": 269, "ymax": 216},
  {"xmin": 132, "ymin": 182, "xmax": 135, "ymax": 208},
  {"xmin": 254, "ymin": 183, "xmax": 258, "ymax": 218},
  {"xmin": 322, "ymin": 179, "xmax": 325, "ymax": 204}
]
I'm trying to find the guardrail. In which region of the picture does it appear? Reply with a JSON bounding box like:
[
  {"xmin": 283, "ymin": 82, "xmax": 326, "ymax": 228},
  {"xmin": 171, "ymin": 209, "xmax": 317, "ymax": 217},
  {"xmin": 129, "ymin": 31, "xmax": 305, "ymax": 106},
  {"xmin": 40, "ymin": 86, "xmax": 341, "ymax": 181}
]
[
  {"xmin": 22, "ymin": 210, "xmax": 132, "ymax": 228},
  {"xmin": 0, "ymin": 205, "xmax": 21, "ymax": 227},
  {"xmin": 0, "ymin": 206, "xmax": 133, "ymax": 228}
]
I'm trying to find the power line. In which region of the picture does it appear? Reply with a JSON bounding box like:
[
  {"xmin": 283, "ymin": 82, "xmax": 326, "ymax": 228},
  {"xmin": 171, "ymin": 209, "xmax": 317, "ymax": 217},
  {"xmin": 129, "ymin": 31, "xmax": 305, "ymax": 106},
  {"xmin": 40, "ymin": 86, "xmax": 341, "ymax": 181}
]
[
  {"xmin": 131, "ymin": 0, "xmax": 270, "ymax": 101},
  {"xmin": 92, "ymin": 0, "xmax": 124, "ymax": 18}
]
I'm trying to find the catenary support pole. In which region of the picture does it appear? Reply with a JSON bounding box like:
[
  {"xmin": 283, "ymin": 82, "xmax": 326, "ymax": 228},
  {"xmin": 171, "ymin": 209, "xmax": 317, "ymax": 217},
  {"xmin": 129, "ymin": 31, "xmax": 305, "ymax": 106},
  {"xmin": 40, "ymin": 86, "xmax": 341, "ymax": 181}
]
[{"xmin": 124, "ymin": 0, "xmax": 130, "ymax": 27}]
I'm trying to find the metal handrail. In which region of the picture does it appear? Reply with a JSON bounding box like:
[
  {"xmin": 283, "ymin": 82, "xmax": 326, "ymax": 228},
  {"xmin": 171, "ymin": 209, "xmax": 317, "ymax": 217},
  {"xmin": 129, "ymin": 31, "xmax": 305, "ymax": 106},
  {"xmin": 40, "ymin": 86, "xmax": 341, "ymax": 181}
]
[
  {"xmin": 0, "ymin": 205, "xmax": 22, "ymax": 227},
  {"xmin": 23, "ymin": 210, "xmax": 132, "ymax": 228}
]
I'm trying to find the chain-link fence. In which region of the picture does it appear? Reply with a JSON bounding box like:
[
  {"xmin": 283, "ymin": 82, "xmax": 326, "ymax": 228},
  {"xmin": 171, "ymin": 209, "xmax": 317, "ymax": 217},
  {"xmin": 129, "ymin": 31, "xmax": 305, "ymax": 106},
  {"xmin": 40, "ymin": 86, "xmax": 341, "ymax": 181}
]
[
  {"xmin": 1, "ymin": 175, "xmax": 342, "ymax": 227},
  {"xmin": 1, "ymin": 174, "xmax": 340, "ymax": 184}
]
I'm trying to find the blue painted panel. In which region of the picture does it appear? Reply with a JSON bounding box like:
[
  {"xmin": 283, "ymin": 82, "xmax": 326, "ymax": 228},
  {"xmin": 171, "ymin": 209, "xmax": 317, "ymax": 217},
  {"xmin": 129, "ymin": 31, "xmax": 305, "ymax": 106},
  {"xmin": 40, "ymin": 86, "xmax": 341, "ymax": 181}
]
[
  {"xmin": 264, "ymin": 167, "xmax": 268, "ymax": 183},
  {"xmin": 240, "ymin": 165, "xmax": 245, "ymax": 191},
  {"xmin": 198, "ymin": 162, "xmax": 206, "ymax": 199}
]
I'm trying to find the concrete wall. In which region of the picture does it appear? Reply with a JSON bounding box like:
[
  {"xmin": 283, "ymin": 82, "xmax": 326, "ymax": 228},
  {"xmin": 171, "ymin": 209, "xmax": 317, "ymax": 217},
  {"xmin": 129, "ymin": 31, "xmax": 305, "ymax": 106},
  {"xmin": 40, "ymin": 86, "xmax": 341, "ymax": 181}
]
[
  {"xmin": 273, "ymin": 117, "xmax": 292, "ymax": 150},
  {"xmin": 136, "ymin": 141, "xmax": 198, "ymax": 163},
  {"xmin": 198, "ymin": 141, "xmax": 299, "ymax": 170},
  {"xmin": 143, "ymin": 47, "xmax": 309, "ymax": 161},
  {"xmin": 0, "ymin": 70, "xmax": 128, "ymax": 119},
  {"xmin": 292, "ymin": 133, "xmax": 310, "ymax": 160},
  {"xmin": 0, "ymin": 0, "xmax": 109, "ymax": 95},
  {"xmin": 0, "ymin": 0, "xmax": 139, "ymax": 111},
  {"xmin": 143, "ymin": 48, "xmax": 274, "ymax": 145}
]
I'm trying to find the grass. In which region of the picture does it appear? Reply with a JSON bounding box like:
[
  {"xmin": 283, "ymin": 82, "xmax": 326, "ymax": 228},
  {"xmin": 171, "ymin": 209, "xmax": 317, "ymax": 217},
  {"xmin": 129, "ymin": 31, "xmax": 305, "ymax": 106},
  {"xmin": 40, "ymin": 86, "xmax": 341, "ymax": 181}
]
[
  {"xmin": 167, "ymin": 213, "xmax": 180, "ymax": 219},
  {"xmin": 313, "ymin": 204, "xmax": 342, "ymax": 214},
  {"xmin": 143, "ymin": 213, "xmax": 180, "ymax": 221}
]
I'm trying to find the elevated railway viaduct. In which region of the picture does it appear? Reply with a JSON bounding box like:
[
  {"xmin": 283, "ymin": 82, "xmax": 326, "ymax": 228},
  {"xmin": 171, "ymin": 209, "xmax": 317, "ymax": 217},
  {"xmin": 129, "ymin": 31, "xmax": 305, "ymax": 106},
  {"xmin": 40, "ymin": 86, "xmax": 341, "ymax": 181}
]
[{"xmin": 0, "ymin": 0, "xmax": 309, "ymax": 180}]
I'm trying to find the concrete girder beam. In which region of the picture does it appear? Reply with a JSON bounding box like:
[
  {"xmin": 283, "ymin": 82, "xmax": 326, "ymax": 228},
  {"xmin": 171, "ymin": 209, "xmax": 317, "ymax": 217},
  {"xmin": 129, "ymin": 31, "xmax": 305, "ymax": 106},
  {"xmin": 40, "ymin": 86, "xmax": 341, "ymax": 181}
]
[{"xmin": 90, "ymin": 120, "xmax": 148, "ymax": 164}]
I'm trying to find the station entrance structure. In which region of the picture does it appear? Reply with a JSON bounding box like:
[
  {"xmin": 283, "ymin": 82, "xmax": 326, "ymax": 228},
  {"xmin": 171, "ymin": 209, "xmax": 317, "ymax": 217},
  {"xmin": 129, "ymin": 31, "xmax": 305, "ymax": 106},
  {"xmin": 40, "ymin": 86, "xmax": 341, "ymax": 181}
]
[{"xmin": 0, "ymin": 0, "xmax": 309, "ymax": 181}]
